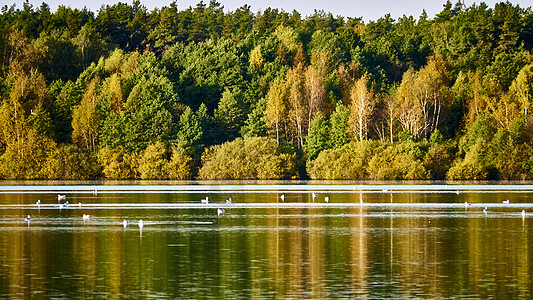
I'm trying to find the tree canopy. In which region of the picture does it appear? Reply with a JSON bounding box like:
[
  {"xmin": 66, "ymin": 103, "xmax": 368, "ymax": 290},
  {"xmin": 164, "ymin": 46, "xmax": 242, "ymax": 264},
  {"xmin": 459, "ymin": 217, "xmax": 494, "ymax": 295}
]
[{"xmin": 1, "ymin": 1, "xmax": 533, "ymax": 180}]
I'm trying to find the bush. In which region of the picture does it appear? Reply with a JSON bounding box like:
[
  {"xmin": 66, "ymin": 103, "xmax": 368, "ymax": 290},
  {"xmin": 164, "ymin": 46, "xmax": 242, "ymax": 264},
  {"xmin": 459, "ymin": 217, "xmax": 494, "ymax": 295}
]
[
  {"xmin": 307, "ymin": 140, "xmax": 379, "ymax": 179},
  {"xmin": 138, "ymin": 142, "xmax": 168, "ymax": 179},
  {"xmin": 45, "ymin": 145, "xmax": 100, "ymax": 179},
  {"xmin": 97, "ymin": 146, "xmax": 138, "ymax": 179},
  {"xmin": 423, "ymin": 143, "xmax": 455, "ymax": 180},
  {"xmin": 166, "ymin": 143, "xmax": 193, "ymax": 180},
  {"xmin": 367, "ymin": 141, "xmax": 429, "ymax": 180},
  {"xmin": 447, "ymin": 141, "xmax": 489, "ymax": 180},
  {"xmin": 198, "ymin": 137, "xmax": 297, "ymax": 179}
]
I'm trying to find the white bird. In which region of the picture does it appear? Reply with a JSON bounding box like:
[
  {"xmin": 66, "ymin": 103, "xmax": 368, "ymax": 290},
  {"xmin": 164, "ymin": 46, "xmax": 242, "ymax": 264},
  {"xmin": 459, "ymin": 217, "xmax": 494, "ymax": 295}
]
[
  {"xmin": 82, "ymin": 214, "xmax": 90, "ymax": 220},
  {"xmin": 325, "ymin": 196, "xmax": 329, "ymax": 203},
  {"xmin": 59, "ymin": 203, "xmax": 65, "ymax": 209},
  {"xmin": 78, "ymin": 202, "xmax": 82, "ymax": 208},
  {"xmin": 30, "ymin": 109, "xmax": 36, "ymax": 116},
  {"xmin": 312, "ymin": 193, "xmax": 318, "ymax": 199},
  {"xmin": 36, "ymin": 200, "xmax": 41, "ymax": 207},
  {"xmin": 280, "ymin": 194, "xmax": 285, "ymax": 201},
  {"xmin": 92, "ymin": 189, "xmax": 98, "ymax": 195},
  {"xmin": 123, "ymin": 220, "xmax": 129, "ymax": 227},
  {"xmin": 360, "ymin": 198, "xmax": 364, "ymax": 204},
  {"xmin": 24, "ymin": 215, "xmax": 31, "ymax": 222},
  {"xmin": 138, "ymin": 220, "xmax": 144, "ymax": 229},
  {"xmin": 503, "ymin": 200, "xmax": 510, "ymax": 204},
  {"xmin": 65, "ymin": 201, "xmax": 69, "ymax": 207},
  {"xmin": 201, "ymin": 197, "xmax": 209, "ymax": 204},
  {"xmin": 456, "ymin": 190, "xmax": 460, "ymax": 195},
  {"xmin": 464, "ymin": 202, "xmax": 471, "ymax": 208},
  {"xmin": 522, "ymin": 210, "xmax": 526, "ymax": 218},
  {"xmin": 226, "ymin": 198, "xmax": 232, "ymax": 204},
  {"xmin": 58, "ymin": 194, "xmax": 66, "ymax": 201},
  {"xmin": 483, "ymin": 207, "xmax": 488, "ymax": 213},
  {"xmin": 217, "ymin": 208, "xmax": 225, "ymax": 216}
]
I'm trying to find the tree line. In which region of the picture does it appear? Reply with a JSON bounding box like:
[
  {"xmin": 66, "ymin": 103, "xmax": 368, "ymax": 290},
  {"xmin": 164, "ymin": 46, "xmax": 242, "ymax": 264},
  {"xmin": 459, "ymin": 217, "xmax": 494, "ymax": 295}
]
[{"xmin": 1, "ymin": 0, "xmax": 533, "ymax": 180}]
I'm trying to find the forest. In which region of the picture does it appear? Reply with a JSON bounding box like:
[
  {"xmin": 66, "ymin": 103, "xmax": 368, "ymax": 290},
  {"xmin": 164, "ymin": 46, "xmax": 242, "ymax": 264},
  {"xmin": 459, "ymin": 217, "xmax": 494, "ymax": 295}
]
[{"xmin": 0, "ymin": 0, "xmax": 533, "ymax": 180}]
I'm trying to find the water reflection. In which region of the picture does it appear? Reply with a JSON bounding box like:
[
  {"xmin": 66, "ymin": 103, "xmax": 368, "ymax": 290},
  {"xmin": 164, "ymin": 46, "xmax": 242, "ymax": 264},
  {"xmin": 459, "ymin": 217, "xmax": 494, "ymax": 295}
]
[{"xmin": 0, "ymin": 187, "xmax": 532, "ymax": 298}]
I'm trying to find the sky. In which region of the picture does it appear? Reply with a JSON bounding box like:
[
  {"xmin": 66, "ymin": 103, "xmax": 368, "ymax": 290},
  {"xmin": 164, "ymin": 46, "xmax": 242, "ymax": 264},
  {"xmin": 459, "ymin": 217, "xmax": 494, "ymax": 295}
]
[{"xmin": 9, "ymin": 0, "xmax": 533, "ymax": 21}]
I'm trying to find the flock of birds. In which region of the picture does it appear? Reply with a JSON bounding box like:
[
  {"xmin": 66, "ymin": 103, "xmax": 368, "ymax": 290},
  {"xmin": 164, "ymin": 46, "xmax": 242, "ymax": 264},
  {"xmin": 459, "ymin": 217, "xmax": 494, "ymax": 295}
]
[{"xmin": 23, "ymin": 192, "xmax": 529, "ymax": 227}]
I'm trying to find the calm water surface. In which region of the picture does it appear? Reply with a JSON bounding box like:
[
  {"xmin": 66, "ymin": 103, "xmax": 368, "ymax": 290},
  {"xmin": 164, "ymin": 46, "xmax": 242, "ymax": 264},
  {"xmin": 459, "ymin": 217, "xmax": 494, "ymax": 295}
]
[{"xmin": 0, "ymin": 182, "xmax": 532, "ymax": 299}]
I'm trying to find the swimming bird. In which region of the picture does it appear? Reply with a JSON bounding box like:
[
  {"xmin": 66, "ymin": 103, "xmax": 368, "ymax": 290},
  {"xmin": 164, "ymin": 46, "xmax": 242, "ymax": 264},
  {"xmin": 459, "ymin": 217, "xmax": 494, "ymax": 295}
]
[
  {"xmin": 456, "ymin": 190, "xmax": 460, "ymax": 195},
  {"xmin": 280, "ymin": 194, "xmax": 285, "ymax": 201},
  {"xmin": 522, "ymin": 210, "xmax": 526, "ymax": 218},
  {"xmin": 123, "ymin": 220, "xmax": 129, "ymax": 227},
  {"xmin": 36, "ymin": 200, "xmax": 40, "ymax": 207},
  {"xmin": 24, "ymin": 215, "xmax": 31, "ymax": 222},
  {"xmin": 78, "ymin": 202, "xmax": 82, "ymax": 208},
  {"xmin": 201, "ymin": 197, "xmax": 209, "ymax": 204},
  {"xmin": 226, "ymin": 198, "xmax": 232, "ymax": 204},
  {"xmin": 464, "ymin": 202, "xmax": 471, "ymax": 208},
  {"xmin": 59, "ymin": 203, "xmax": 65, "ymax": 209},
  {"xmin": 312, "ymin": 193, "xmax": 318, "ymax": 199},
  {"xmin": 65, "ymin": 201, "xmax": 69, "ymax": 207},
  {"xmin": 483, "ymin": 207, "xmax": 488, "ymax": 213},
  {"xmin": 93, "ymin": 189, "xmax": 98, "ymax": 195},
  {"xmin": 503, "ymin": 199, "xmax": 510, "ymax": 204},
  {"xmin": 325, "ymin": 196, "xmax": 329, "ymax": 203},
  {"xmin": 138, "ymin": 220, "xmax": 144, "ymax": 229},
  {"xmin": 57, "ymin": 194, "xmax": 66, "ymax": 201},
  {"xmin": 217, "ymin": 208, "xmax": 225, "ymax": 216},
  {"xmin": 82, "ymin": 214, "xmax": 90, "ymax": 220}
]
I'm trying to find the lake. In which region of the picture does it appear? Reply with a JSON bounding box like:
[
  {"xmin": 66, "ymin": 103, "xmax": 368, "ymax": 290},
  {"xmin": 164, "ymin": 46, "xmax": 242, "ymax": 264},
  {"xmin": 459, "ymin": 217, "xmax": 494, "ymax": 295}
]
[{"xmin": 0, "ymin": 182, "xmax": 532, "ymax": 298}]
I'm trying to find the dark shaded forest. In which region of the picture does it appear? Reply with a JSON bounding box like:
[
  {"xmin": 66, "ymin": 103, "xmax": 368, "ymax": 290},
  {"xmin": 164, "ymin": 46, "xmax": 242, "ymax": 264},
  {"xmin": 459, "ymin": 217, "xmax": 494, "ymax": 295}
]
[{"xmin": 1, "ymin": 0, "xmax": 533, "ymax": 180}]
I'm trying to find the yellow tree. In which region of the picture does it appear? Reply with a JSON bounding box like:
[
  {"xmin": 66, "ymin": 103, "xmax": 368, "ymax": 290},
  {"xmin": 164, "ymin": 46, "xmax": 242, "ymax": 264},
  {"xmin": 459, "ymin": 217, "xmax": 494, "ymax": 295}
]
[
  {"xmin": 338, "ymin": 61, "xmax": 360, "ymax": 106},
  {"xmin": 510, "ymin": 64, "xmax": 533, "ymax": 116},
  {"xmin": 349, "ymin": 75, "xmax": 375, "ymax": 143},
  {"xmin": 285, "ymin": 63, "xmax": 307, "ymax": 148},
  {"xmin": 412, "ymin": 55, "xmax": 450, "ymax": 137},
  {"xmin": 0, "ymin": 68, "xmax": 56, "ymax": 179},
  {"xmin": 72, "ymin": 77, "xmax": 100, "ymax": 150},
  {"xmin": 265, "ymin": 78, "xmax": 288, "ymax": 144},
  {"xmin": 396, "ymin": 68, "xmax": 424, "ymax": 138},
  {"xmin": 305, "ymin": 65, "xmax": 326, "ymax": 132},
  {"xmin": 465, "ymin": 70, "xmax": 488, "ymax": 128},
  {"xmin": 491, "ymin": 93, "xmax": 519, "ymax": 130}
]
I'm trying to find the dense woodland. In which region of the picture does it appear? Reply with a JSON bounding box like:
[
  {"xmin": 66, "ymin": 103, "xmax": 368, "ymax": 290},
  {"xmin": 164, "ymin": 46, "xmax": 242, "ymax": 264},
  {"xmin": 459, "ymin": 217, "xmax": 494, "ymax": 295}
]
[{"xmin": 0, "ymin": 0, "xmax": 533, "ymax": 180}]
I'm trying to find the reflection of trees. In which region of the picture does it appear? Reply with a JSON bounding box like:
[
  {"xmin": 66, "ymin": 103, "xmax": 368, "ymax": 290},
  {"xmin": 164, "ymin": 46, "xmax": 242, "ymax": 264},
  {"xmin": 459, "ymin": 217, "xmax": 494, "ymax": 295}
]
[{"xmin": 2, "ymin": 192, "xmax": 533, "ymax": 298}]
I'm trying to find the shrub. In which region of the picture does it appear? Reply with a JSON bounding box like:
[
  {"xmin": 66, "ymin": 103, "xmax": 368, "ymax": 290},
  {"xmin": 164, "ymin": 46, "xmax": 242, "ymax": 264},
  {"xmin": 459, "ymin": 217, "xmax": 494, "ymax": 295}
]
[
  {"xmin": 97, "ymin": 146, "xmax": 138, "ymax": 179},
  {"xmin": 45, "ymin": 145, "xmax": 100, "ymax": 179},
  {"xmin": 307, "ymin": 140, "xmax": 379, "ymax": 179},
  {"xmin": 447, "ymin": 141, "xmax": 489, "ymax": 180},
  {"xmin": 166, "ymin": 143, "xmax": 193, "ymax": 180},
  {"xmin": 367, "ymin": 141, "xmax": 429, "ymax": 180},
  {"xmin": 198, "ymin": 137, "xmax": 296, "ymax": 180},
  {"xmin": 138, "ymin": 142, "xmax": 168, "ymax": 179}
]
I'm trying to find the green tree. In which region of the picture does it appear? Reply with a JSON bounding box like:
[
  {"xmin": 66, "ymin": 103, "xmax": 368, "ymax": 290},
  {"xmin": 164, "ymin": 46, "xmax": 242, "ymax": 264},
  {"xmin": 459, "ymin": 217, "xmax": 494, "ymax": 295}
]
[
  {"xmin": 214, "ymin": 89, "xmax": 246, "ymax": 141},
  {"xmin": 304, "ymin": 114, "xmax": 329, "ymax": 161}
]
